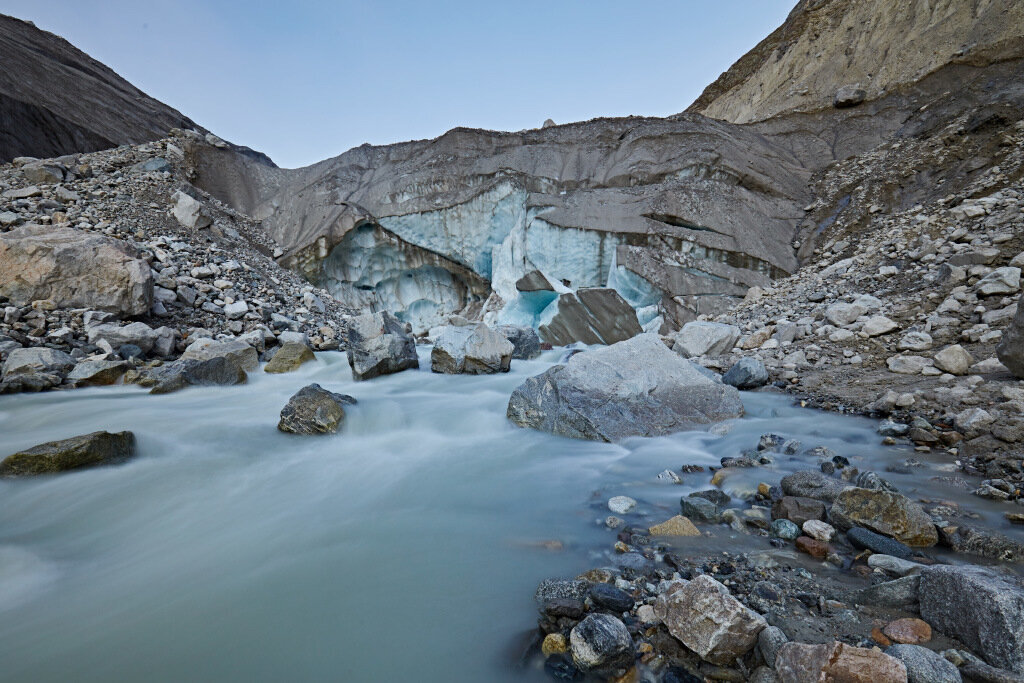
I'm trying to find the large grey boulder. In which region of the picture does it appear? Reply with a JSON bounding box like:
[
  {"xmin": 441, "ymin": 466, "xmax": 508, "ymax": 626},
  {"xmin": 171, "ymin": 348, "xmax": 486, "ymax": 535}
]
[
  {"xmin": 346, "ymin": 311, "xmax": 419, "ymax": 381},
  {"xmin": 653, "ymin": 574, "xmax": 766, "ymax": 665},
  {"xmin": 2, "ymin": 347, "xmax": 75, "ymax": 380},
  {"xmin": 278, "ymin": 384, "xmax": 356, "ymax": 435},
  {"xmin": 506, "ymin": 333, "xmax": 743, "ymax": 441},
  {"xmin": 0, "ymin": 225, "xmax": 152, "ymax": 315},
  {"xmin": 495, "ymin": 324, "xmax": 541, "ymax": 360},
  {"xmin": 672, "ymin": 321, "xmax": 741, "ymax": 358},
  {"xmin": 431, "ymin": 323, "xmax": 514, "ymax": 374},
  {"xmin": 180, "ymin": 337, "xmax": 259, "ymax": 372},
  {"xmin": 264, "ymin": 341, "xmax": 316, "ymax": 373},
  {"xmin": 0, "ymin": 431, "xmax": 135, "ymax": 476},
  {"xmin": 780, "ymin": 470, "xmax": 849, "ymax": 503},
  {"xmin": 148, "ymin": 357, "xmax": 248, "ymax": 394},
  {"xmin": 997, "ymin": 292, "xmax": 1024, "ymax": 378},
  {"xmin": 538, "ymin": 288, "xmax": 642, "ymax": 346},
  {"xmin": 87, "ymin": 321, "xmax": 160, "ymax": 354},
  {"xmin": 66, "ymin": 359, "xmax": 129, "ymax": 387},
  {"xmin": 919, "ymin": 565, "xmax": 1024, "ymax": 674},
  {"xmin": 171, "ymin": 190, "xmax": 212, "ymax": 229}
]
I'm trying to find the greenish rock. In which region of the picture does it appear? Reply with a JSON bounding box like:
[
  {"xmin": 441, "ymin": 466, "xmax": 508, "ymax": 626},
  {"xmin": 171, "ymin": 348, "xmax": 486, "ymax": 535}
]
[
  {"xmin": 278, "ymin": 383, "xmax": 356, "ymax": 435},
  {"xmin": 0, "ymin": 430, "xmax": 135, "ymax": 476},
  {"xmin": 149, "ymin": 357, "xmax": 247, "ymax": 394},
  {"xmin": 770, "ymin": 519, "xmax": 800, "ymax": 540},
  {"xmin": 829, "ymin": 487, "xmax": 938, "ymax": 547},
  {"xmin": 67, "ymin": 359, "xmax": 129, "ymax": 386},
  {"xmin": 264, "ymin": 342, "xmax": 315, "ymax": 373}
]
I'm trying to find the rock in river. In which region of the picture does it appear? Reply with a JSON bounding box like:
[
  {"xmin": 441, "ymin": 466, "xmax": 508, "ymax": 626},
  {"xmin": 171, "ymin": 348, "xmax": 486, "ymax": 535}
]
[
  {"xmin": 278, "ymin": 383, "xmax": 356, "ymax": 435},
  {"xmin": 569, "ymin": 613, "xmax": 634, "ymax": 673},
  {"xmin": 722, "ymin": 357, "xmax": 769, "ymax": 389},
  {"xmin": 264, "ymin": 341, "xmax": 316, "ymax": 374},
  {"xmin": 346, "ymin": 311, "xmax": 419, "ymax": 382},
  {"xmin": 431, "ymin": 323, "xmax": 514, "ymax": 374},
  {"xmin": 998, "ymin": 291, "xmax": 1024, "ymax": 378},
  {"xmin": 495, "ymin": 324, "xmax": 541, "ymax": 360},
  {"xmin": 829, "ymin": 487, "xmax": 938, "ymax": 547},
  {"xmin": 506, "ymin": 333, "xmax": 743, "ymax": 441},
  {"xmin": 0, "ymin": 431, "xmax": 135, "ymax": 476}
]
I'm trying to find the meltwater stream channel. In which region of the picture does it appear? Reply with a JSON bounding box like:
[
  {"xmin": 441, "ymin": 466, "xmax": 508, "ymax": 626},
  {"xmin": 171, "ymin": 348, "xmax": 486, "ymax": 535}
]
[{"xmin": 1, "ymin": 347, "xmax": 1021, "ymax": 682}]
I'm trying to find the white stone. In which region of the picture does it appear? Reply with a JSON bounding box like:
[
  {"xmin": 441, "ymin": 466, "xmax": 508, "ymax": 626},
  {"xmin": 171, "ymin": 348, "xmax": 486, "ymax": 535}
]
[
  {"xmin": 862, "ymin": 316, "xmax": 898, "ymax": 337},
  {"xmin": 608, "ymin": 496, "xmax": 637, "ymax": 515},
  {"xmin": 887, "ymin": 355, "xmax": 934, "ymax": 375},
  {"xmin": 897, "ymin": 331, "xmax": 933, "ymax": 351},
  {"xmin": 802, "ymin": 520, "xmax": 835, "ymax": 542},
  {"xmin": 933, "ymin": 344, "xmax": 973, "ymax": 376}
]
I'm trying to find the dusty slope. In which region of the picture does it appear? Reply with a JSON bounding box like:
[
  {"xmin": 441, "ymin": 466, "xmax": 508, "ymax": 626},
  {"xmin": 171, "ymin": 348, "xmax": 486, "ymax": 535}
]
[{"xmin": 689, "ymin": 0, "xmax": 1024, "ymax": 124}]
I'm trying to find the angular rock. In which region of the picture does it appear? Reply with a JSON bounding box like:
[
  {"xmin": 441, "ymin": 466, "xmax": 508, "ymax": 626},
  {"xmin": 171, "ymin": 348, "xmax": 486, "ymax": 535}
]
[
  {"xmin": 834, "ymin": 85, "xmax": 867, "ymax": 108},
  {"xmin": 264, "ymin": 341, "xmax": 315, "ymax": 373},
  {"xmin": 66, "ymin": 359, "xmax": 128, "ymax": 386},
  {"xmin": 495, "ymin": 324, "xmax": 541, "ymax": 360},
  {"xmin": 977, "ymin": 267, "xmax": 1021, "ymax": 296},
  {"xmin": 569, "ymin": 613, "xmax": 634, "ymax": 673},
  {"xmin": 772, "ymin": 495, "xmax": 827, "ymax": 525},
  {"xmin": 938, "ymin": 524, "xmax": 1024, "ymax": 563},
  {"xmin": 277, "ymin": 383, "xmax": 356, "ymax": 435},
  {"xmin": 758, "ymin": 626, "xmax": 788, "ymax": 669},
  {"xmin": 722, "ymin": 357, "xmax": 769, "ymax": 389},
  {"xmin": 883, "ymin": 618, "xmax": 931, "ymax": 645},
  {"xmin": 171, "ymin": 190, "xmax": 212, "ymax": 229},
  {"xmin": 507, "ymin": 334, "xmax": 743, "ymax": 441},
  {"xmin": 933, "ymin": 345, "xmax": 973, "ymax": 376},
  {"xmin": 2, "ymin": 347, "xmax": 74, "ymax": 380},
  {"xmin": 148, "ymin": 357, "xmax": 248, "ymax": 394},
  {"xmin": 538, "ymin": 288, "xmax": 642, "ymax": 346},
  {"xmin": 847, "ymin": 527, "xmax": 913, "ymax": 559},
  {"xmin": 0, "ymin": 431, "xmax": 135, "ymax": 476},
  {"xmin": 780, "ymin": 471, "xmax": 848, "ymax": 503},
  {"xmin": 825, "ymin": 301, "xmax": 867, "ymax": 326},
  {"xmin": 87, "ymin": 321, "xmax": 159, "ymax": 354},
  {"xmin": 431, "ymin": 323, "xmax": 514, "ymax": 374},
  {"xmin": 0, "ymin": 225, "xmax": 153, "ymax": 315},
  {"xmin": 863, "ymin": 316, "xmax": 898, "ymax": 337},
  {"xmin": 346, "ymin": 310, "xmax": 419, "ymax": 381},
  {"xmin": 656, "ymin": 574, "xmax": 766, "ymax": 666},
  {"xmin": 181, "ymin": 337, "xmax": 259, "ymax": 373},
  {"xmin": 829, "ymin": 487, "xmax": 938, "ymax": 547},
  {"xmin": 776, "ymin": 641, "xmax": 907, "ymax": 683},
  {"xmin": 884, "ymin": 645, "xmax": 961, "ymax": 683},
  {"xmin": 589, "ymin": 584, "xmax": 635, "ymax": 613},
  {"xmin": 851, "ymin": 576, "xmax": 921, "ymax": 609},
  {"xmin": 672, "ymin": 321, "xmax": 741, "ymax": 358},
  {"xmin": 919, "ymin": 565, "xmax": 1024, "ymax": 674}
]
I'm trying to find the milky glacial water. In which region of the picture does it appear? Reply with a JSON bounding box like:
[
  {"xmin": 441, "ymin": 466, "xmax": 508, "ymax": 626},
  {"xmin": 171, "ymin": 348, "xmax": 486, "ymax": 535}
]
[{"xmin": 1, "ymin": 347, "xmax": 1020, "ymax": 682}]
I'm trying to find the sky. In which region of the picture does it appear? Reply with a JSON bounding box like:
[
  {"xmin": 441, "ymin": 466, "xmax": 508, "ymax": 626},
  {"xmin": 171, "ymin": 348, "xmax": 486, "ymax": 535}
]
[{"xmin": 2, "ymin": 1, "xmax": 794, "ymax": 169}]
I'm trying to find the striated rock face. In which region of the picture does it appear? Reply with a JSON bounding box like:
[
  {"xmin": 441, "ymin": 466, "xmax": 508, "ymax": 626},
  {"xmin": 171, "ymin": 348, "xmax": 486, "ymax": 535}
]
[
  {"xmin": 0, "ymin": 14, "xmax": 204, "ymax": 163},
  {"xmin": 538, "ymin": 289, "xmax": 642, "ymax": 346},
  {"xmin": 0, "ymin": 225, "xmax": 153, "ymax": 315},
  {"xmin": 688, "ymin": 0, "xmax": 1024, "ymax": 124},
  {"xmin": 507, "ymin": 334, "xmax": 743, "ymax": 441},
  {"xmin": 346, "ymin": 311, "xmax": 419, "ymax": 381}
]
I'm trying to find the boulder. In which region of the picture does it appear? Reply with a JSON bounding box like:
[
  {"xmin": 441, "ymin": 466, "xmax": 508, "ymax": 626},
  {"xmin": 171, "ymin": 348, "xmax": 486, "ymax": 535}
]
[
  {"xmin": 919, "ymin": 565, "xmax": 1024, "ymax": 674},
  {"xmin": 87, "ymin": 321, "xmax": 159, "ymax": 354},
  {"xmin": 506, "ymin": 333, "xmax": 744, "ymax": 441},
  {"xmin": 884, "ymin": 645, "xmax": 961, "ymax": 683},
  {"xmin": 977, "ymin": 267, "xmax": 1021, "ymax": 296},
  {"xmin": 66, "ymin": 359, "xmax": 129, "ymax": 386},
  {"xmin": 21, "ymin": 161, "xmax": 64, "ymax": 184},
  {"xmin": 538, "ymin": 288, "xmax": 642, "ymax": 346},
  {"xmin": 654, "ymin": 574, "xmax": 766, "ymax": 665},
  {"xmin": 722, "ymin": 357, "xmax": 770, "ymax": 389},
  {"xmin": 148, "ymin": 357, "xmax": 248, "ymax": 394},
  {"xmin": 997, "ymin": 292, "xmax": 1024, "ymax": 378},
  {"xmin": 180, "ymin": 337, "xmax": 259, "ymax": 372},
  {"xmin": 569, "ymin": 613, "xmax": 634, "ymax": 673},
  {"xmin": 834, "ymin": 85, "xmax": 868, "ymax": 108},
  {"xmin": 277, "ymin": 383, "xmax": 356, "ymax": 435},
  {"xmin": 776, "ymin": 641, "xmax": 907, "ymax": 682},
  {"xmin": 431, "ymin": 323, "xmax": 514, "ymax": 374},
  {"xmin": 847, "ymin": 527, "xmax": 913, "ymax": 559},
  {"xmin": 0, "ymin": 225, "xmax": 153, "ymax": 316},
  {"xmin": 825, "ymin": 301, "xmax": 867, "ymax": 326},
  {"xmin": 494, "ymin": 324, "xmax": 541, "ymax": 360},
  {"xmin": 171, "ymin": 190, "xmax": 212, "ymax": 229},
  {"xmin": 771, "ymin": 496, "xmax": 827, "ymax": 526},
  {"xmin": 780, "ymin": 471, "xmax": 848, "ymax": 503},
  {"xmin": 0, "ymin": 431, "xmax": 135, "ymax": 476},
  {"xmin": 829, "ymin": 487, "xmax": 938, "ymax": 547},
  {"xmin": 264, "ymin": 341, "xmax": 316, "ymax": 373},
  {"xmin": 933, "ymin": 344, "xmax": 973, "ymax": 376},
  {"xmin": 672, "ymin": 321, "xmax": 741, "ymax": 358},
  {"xmin": 2, "ymin": 347, "xmax": 74, "ymax": 380},
  {"xmin": 937, "ymin": 524, "xmax": 1024, "ymax": 563},
  {"xmin": 346, "ymin": 310, "xmax": 419, "ymax": 381}
]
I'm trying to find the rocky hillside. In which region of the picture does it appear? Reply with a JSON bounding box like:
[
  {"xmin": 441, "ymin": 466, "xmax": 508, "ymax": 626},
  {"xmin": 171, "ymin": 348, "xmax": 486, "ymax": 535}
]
[
  {"xmin": 688, "ymin": 0, "xmax": 1024, "ymax": 123},
  {"xmin": 0, "ymin": 14, "xmax": 203, "ymax": 163}
]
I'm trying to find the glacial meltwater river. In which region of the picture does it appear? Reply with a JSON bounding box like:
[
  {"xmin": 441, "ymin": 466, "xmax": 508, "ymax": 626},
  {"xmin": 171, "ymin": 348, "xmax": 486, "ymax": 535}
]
[{"xmin": 1, "ymin": 347, "xmax": 1021, "ymax": 682}]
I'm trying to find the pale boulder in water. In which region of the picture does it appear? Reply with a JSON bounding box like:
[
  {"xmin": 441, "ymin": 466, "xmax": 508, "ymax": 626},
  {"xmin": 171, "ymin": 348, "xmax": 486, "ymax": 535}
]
[
  {"xmin": 507, "ymin": 333, "xmax": 743, "ymax": 442},
  {"xmin": 431, "ymin": 323, "xmax": 514, "ymax": 374},
  {"xmin": 346, "ymin": 311, "xmax": 419, "ymax": 381}
]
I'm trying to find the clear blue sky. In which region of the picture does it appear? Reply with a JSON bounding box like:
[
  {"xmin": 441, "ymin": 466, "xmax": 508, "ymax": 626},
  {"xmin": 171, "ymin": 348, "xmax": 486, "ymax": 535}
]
[{"xmin": 3, "ymin": 1, "xmax": 794, "ymax": 168}]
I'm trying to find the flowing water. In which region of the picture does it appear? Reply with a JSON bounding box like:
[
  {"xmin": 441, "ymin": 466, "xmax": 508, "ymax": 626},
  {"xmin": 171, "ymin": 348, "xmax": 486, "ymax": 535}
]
[{"xmin": 1, "ymin": 348, "xmax": 1021, "ymax": 682}]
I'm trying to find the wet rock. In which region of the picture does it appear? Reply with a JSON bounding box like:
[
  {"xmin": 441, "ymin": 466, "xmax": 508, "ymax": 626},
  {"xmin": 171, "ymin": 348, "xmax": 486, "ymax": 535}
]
[
  {"xmin": 148, "ymin": 356, "xmax": 248, "ymax": 394},
  {"xmin": 263, "ymin": 341, "xmax": 315, "ymax": 373},
  {"xmin": 867, "ymin": 555, "xmax": 923, "ymax": 577},
  {"xmin": 722, "ymin": 357, "xmax": 770, "ymax": 389},
  {"xmin": 0, "ymin": 430, "xmax": 135, "ymax": 476},
  {"xmin": 885, "ymin": 644, "xmax": 961, "ymax": 683},
  {"xmin": 883, "ymin": 618, "xmax": 931, "ymax": 645},
  {"xmin": 608, "ymin": 496, "xmax": 636, "ymax": 514},
  {"xmin": 649, "ymin": 515, "xmax": 700, "ymax": 537},
  {"xmin": 569, "ymin": 613, "xmax": 634, "ymax": 672},
  {"xmin": 543, "ymin": 654, "xmax": 579, "ymax": 680},
  {"xmin": 66, "ymin": 359, "xmax": 128, "ymax": 386},
  {"xmin": 829, "ymin": 488, "xmax": 938, "ymax": 547},
  {"xmin": 780, "ymin": 471, "xmax": 848, "ymax": 503},
  {"xmin": 589, "ymin": 584, "xmax": 634, "ymax": 613},
  {"xmin": 672, "ymin": 322, "xmax": 741, "ymax": 358},
  {"xmin": 852, "ymin": 575, "xmax": 921, "ymax": 609},
  {"xmin": 656, "ymin": 574, "xmax": 766, "ymax": 665},
  {"xmin": 506, "ymin": 334, "xmax": 743, "ymax": 442},
  {"xmin": 542, "ymin": 633, "xmax": 568, "ymax": 656},
  {"xmin": 680, "ymin": 495, "xmax": 721, "ymax": 522},
  {"xmin": 690, "ymin": 489, "xmax": 731, "ymax": 507},
  {"xmin": 181, "ymin": 337, "xmax": 258, "ymax": 373},
  {"xmin": 847, "ymin": 527, "xmax": 913, "ymax": 559},
  {"xmin": 795, "ymin": 535, "xmax": 829, "ymax": 558},
  {"xmin": 431, "ymin": 323, "xmax": 514, "ymax": 374},
  {"xmin": 536, "ymin": 579, "xmax": 591, "ymax": 603},
  {"xmin": 346, "ymin": 310, "xmax": 419, "ymax": 381},
  {"xmin": 495, "ymin": 324, "xmax": 541, "ymax": 360},
  {"xmin": 2, "ymin": 347, "xmax": 74, "ymax": 380},
  {"xmin": 998, "ymin": 291, "xmax": 1024, "ymax": 378},
  {"xmin": 919, "ymin": 565, "xmax": 1024, "ymax": 674},
  {"xmin": 834, "ymin": 85, "xmax": 867, "ymax": 108},
  {"xmin": 802, "ymin": 519, "xmax": 834, "ymax": 542},
  {"xmin": 772, "ymin": 495, "xmax": 827, "ymax": 525},
  {"xmin": 539, "ymin": 288, "xmax": 642, "ymax": 346},
  {"xmin": 277, "ymin": 383, "xmax": 356, "ymax": 435},
  {"xmin": 776, "ymin": 641, "xmax": 907, "ymax": 683},
  {"xmin": 0, "ymin": 225, "xmax": 153, "ymax": 315},
  {"xmin": 937, "ymin": 524, "xmax": 1024, "ymax": 563}
]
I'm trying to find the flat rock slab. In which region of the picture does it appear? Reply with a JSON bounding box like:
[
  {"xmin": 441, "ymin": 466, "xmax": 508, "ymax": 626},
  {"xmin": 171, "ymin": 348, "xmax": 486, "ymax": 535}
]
[
  {"xmin": 829, "ymin": 487, "xmax": 938, "ymax": 547},
  {"xmin": 0, "ymin": 430, "xmax": 135, "ymax": 476},
  {"xmin": 506, "ymin": 333, "xmax": 743, "ymax": 441},
  {"xmin": 431, "ymin": 323, "xmax": 514, "ymax": 374},
  {"xmin": 264, "ymin": 342, "xmax": 315, "ymax": 373},
  {"xmin": 538, "ymin": 288, "xmax": 642, "ymax": 346}
]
